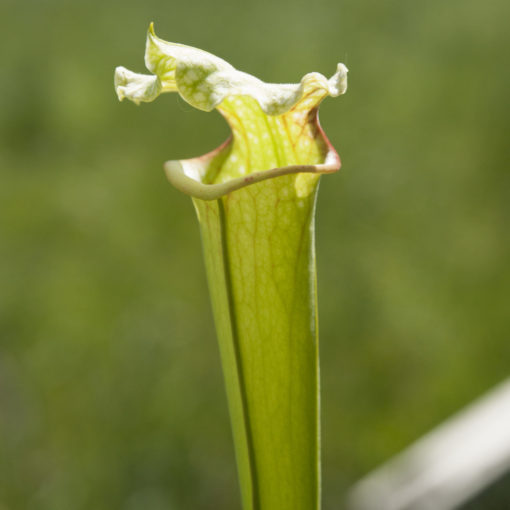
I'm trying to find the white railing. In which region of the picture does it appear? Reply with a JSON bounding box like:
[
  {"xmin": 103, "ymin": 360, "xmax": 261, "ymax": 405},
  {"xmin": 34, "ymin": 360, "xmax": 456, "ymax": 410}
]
[{"xmin": 347, "ymin": 378, "xmax": 510, "ymax": 510}]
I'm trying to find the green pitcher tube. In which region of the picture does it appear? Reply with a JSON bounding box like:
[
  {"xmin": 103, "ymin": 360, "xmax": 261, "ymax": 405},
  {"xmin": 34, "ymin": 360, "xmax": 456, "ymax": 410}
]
[{"xmin": 115, "ymin": 23, "xmax": 348, "ymax": 510}]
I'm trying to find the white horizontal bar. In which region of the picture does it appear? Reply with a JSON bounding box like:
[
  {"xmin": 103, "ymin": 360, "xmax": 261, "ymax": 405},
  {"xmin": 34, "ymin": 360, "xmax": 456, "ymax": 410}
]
[{"xmin": 347, "ymin": 378, "xmax": 510, "ymax": 510}]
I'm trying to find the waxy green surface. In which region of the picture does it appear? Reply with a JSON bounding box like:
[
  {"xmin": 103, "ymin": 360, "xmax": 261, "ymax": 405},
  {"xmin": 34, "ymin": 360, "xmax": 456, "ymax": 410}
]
[{"xmin": 115, "ymin": 24, "xmax": 347, "ymax": 510}]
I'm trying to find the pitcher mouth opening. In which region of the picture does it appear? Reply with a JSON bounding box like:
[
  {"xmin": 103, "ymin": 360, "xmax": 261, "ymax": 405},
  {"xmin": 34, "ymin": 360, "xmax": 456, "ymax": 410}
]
[{"xmin": 164, "ymin": 112, "xmax": 341, "ymax": 201}]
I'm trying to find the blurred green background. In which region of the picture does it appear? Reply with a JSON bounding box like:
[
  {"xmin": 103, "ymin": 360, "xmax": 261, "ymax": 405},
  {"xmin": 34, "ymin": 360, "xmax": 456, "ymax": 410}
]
[{"xmin": 1, "ymin": 0, "xmax": 509, "ymax": 508}]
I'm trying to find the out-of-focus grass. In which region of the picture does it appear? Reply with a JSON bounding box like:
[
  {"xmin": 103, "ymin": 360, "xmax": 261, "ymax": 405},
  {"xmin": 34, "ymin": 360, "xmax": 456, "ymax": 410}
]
[{"xmin": 1, "ymin": 0, "xmax": 509, "ymax": 508}]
